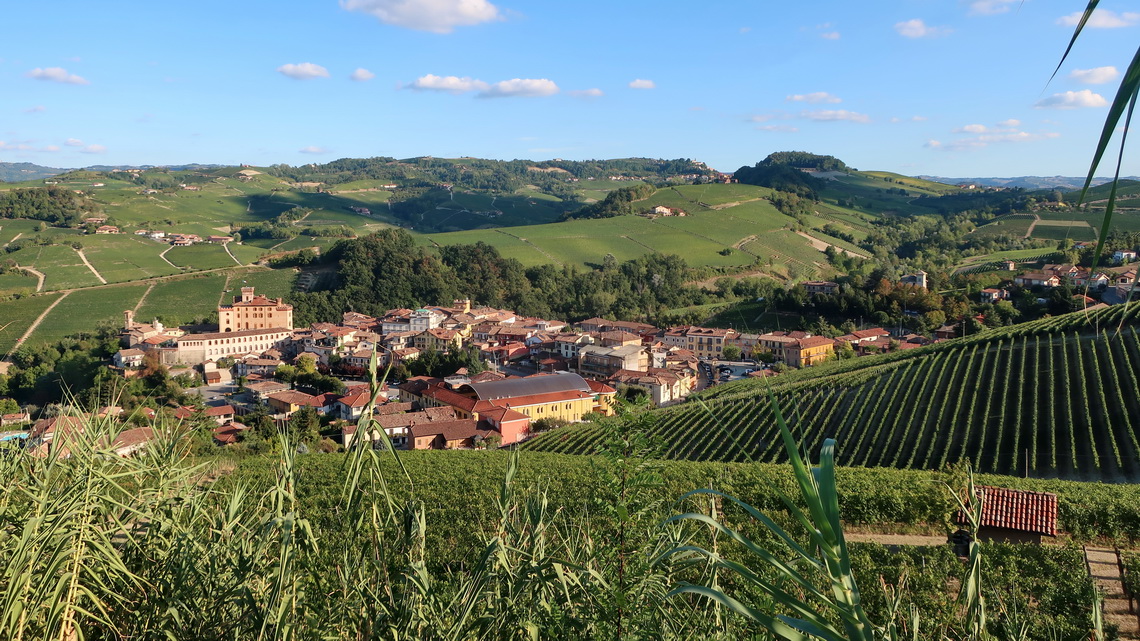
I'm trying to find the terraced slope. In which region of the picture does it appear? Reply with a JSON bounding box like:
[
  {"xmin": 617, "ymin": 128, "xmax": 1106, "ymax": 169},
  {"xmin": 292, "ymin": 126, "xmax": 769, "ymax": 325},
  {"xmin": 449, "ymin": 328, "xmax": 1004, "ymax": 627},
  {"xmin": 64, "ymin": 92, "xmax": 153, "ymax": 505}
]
[{"xmin": 524, "ymin": 303, "xmax": 1140, "ymax": 481}]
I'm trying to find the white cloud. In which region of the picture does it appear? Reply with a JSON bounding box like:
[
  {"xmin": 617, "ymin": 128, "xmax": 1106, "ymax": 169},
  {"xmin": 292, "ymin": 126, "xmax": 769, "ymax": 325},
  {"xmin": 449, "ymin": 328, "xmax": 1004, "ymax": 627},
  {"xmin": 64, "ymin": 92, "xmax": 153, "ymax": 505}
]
[
  {"xmin": 24, "ymin": 105, "xmax": 46, "ymax": 113},
  {"xmin": 1057, "ymin": 10, "xmax": 1140, "ymax": 28},
  {"xmin": 277, "ymin": 63, "xmax": 330, "ymax": 80},
  {"xmin": 1035, "ymin": 89, "xmax": 1108, "ymax": 109},
  {"xmin": 478, "ymin": 78, "xmax": 559, "ymax": 98},
  {"xmin": 1070, "ymin": 66, "xmax": 1119, "ymax": 84},
  {"xmin": 81, "ymin": 144, "xmax": 106, "ymax": 154},
  {"xmin": 911, "ymin": 115, "xmax": 928, "ymax": 121},
  {"xmin": 569, "ymin": 88, "xmax": 604, "ymax": 98},
  {"xmin": 756, "ymin": 125, "xmax": 799, "ymax": 133},
  {"xmin": 65, "ymin": 138, "xmax": 84, "ymax": 147},
  {"xmin": 934, "ymin": 127, "xmax": 1061, "ymax": 150},
  {"xmin": 739, "ymin": 27, "xmax": 751, "ymax": 34},
  {"xmin": 26, "ymin": 67, "xmax": 88, "ymax": 85},
  {"xmin": 968, "ymin": 0, "xmax": 1018, "ymax": 16},
  {"xmin": 340, "ymin": 0, "xmax": 500, "ymax": 33},
  {"xmin": 628, "ymin": 78, "xmax": 655, "ymax": 90},
  {"xmin": 895, "ymin": 19, "xmax": 952, "ymax": 38},
  {"xmin": 748, "ymin": 112, "xmax": 792, "ymax": 123},
  {"xmin": 820, "ymin": 31, "xmax": 840, "ymax": 39},
  {"xmin": 786, "ymin": 92, "xmax": 841, "ymax": 104},
  {"xmin": 42, "ymin": 145, "xmax": 60, "ymax": 152},
  {"xmin": 997, "ymin": 118, "xmax": 1020, "ymax": 127},
  {"xmin": 801, "ymin": 109, "xmax": 870, "ymax": 123},
  {"xmin": 0, "ymin": 142, "xmax": 33, "ymax": 151},
  {"xmin": 409, "ymin": 74, "xmax": 489, "ymax": 93},
  {"xmin": 299, "ymin": 146, "xmax": 328, "ymax": 154},
  {"xmin": 350, "ymin": 68, "xmax": 376, "ymax": 81},
  {"xmin": 955, "ymin": 123, "xmax": 988, "ymax": 133},
  {"xmin": 924, "ymin": 139, "xmax": 942, "ymax": 148}
]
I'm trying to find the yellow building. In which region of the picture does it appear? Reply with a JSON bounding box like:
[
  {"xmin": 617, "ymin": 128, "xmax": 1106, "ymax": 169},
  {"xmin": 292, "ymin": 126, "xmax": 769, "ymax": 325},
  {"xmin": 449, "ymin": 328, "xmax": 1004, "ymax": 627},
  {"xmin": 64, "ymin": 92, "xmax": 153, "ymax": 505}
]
[{"xmin": 218, "ymin": 287, "xmax": 294, "ymax": 333}]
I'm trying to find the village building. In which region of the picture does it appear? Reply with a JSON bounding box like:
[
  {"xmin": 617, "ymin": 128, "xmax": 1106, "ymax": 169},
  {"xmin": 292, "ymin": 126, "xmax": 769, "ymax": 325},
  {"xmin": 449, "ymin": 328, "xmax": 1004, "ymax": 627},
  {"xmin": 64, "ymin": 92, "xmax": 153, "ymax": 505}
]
[{"xmin": 578, "ymin": 344, "xmax": 649, "ymax": 379}]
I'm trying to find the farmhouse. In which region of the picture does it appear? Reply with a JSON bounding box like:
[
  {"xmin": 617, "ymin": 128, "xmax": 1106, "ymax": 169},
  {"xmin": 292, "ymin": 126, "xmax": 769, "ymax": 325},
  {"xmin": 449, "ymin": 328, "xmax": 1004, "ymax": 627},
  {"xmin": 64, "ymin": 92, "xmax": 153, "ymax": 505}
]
[
  {"xmin": 95, "ymin": 225, "xmax": 120, "ymax": 234},
  {"xmin": 1014, "ymin": 272, "xmax": 1060, "ymax": 288},
  {"xmin": 803, "ymin": 281, "xmax": 840, "ymax": 296}
]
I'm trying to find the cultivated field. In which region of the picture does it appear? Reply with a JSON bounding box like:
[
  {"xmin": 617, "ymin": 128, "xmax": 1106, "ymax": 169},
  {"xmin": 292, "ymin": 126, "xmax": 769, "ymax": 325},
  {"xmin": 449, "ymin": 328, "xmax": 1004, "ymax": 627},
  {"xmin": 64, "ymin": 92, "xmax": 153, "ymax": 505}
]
[
  {"xmin": 0, "ymin": 293, "xmax": 62, "ymax": 356},
  {"xmin": 31, "ymin": 283, "xmax": 150, "ymax": 346},
  {"xmin": 525, "ymin": 303, "xmax": 1140, "ymax": 482}
]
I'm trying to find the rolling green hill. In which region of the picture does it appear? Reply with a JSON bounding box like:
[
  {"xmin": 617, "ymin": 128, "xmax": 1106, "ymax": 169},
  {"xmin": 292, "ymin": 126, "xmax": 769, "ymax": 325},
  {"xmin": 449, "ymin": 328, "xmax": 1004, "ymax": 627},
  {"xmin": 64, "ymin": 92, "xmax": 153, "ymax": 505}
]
[{"xmin": 524, "ymin": 302, "xmax": 1140, "ymax": 481}]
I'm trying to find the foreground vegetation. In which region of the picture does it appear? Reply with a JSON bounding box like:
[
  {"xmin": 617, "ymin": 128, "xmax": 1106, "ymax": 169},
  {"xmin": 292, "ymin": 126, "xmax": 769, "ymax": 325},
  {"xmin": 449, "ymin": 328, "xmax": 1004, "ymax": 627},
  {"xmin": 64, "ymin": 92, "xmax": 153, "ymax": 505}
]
[{"xmin": 0, "ymin": 400, "xmax": 1109, "ymax": 640}]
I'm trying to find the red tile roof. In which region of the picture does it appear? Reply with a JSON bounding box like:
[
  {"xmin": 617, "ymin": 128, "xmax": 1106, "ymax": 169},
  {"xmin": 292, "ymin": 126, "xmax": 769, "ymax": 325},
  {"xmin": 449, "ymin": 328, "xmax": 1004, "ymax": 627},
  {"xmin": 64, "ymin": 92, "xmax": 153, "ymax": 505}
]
[
  {"xmin": 204, "ymin": 404, "xmax": 235, "ymax": 417},
  {"xmin": 957, "ymin": 485, "xmax": 1058, "ymax": 536}
]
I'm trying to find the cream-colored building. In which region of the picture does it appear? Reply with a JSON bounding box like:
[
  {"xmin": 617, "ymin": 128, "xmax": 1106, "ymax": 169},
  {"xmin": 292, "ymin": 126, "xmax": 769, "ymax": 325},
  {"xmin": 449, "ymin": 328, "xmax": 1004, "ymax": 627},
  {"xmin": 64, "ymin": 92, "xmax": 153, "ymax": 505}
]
[{"xmin": 218, "ymin": 287, "xmax": 293, "ymax": 333}]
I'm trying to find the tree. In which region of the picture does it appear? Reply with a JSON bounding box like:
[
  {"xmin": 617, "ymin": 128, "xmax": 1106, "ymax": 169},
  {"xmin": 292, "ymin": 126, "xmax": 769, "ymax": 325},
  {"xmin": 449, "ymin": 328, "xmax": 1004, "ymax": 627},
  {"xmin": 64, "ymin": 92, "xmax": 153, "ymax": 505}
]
[
  {"xmin": 287, "ymin": 406, "xmax": 320, "ymax": 447},
  {"xmin": 721, "ymin": 345, "xmax": 742, "ymax": 361}
]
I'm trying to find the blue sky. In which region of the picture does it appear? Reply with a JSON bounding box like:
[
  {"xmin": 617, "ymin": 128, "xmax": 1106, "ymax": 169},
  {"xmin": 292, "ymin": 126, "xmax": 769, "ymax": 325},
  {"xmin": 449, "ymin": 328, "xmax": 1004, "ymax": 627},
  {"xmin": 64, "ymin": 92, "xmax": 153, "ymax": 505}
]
[{"xmin": 2, "ymin": 0, "xmax": 1137, "ymax": 177}]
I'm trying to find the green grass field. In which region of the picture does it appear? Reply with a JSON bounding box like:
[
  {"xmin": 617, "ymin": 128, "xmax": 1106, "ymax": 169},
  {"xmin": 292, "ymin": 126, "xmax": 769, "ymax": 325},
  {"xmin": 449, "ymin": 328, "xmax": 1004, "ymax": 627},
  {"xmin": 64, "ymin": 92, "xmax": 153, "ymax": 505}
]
[
  {"xmin": 0, "ymin": 220, "xmax": 46, "ymax": 246},
  {"xmin": 80, "ymin": 235, "xmax": 181, "ymax": 282},
  {"xmin": 0, "ymin": 271, "xmax": 39, "ymax": 296},
  {"xmin": 165, "ymin": 244, "xmax": 242, "ymax": 270},
  {"xmin": 0, "ymin": 293, "xmax": 63, "ymax": 355},
  {"xmin": 1030, "ymin": 221, "xmax": 1097, "ymax": 242},
  {"xmin": 6, "ymin": 244, "xmax": 102, "ymax": 290},
  {"xmin": 30, "ymin": 283, "xmax": 150, "ymax": 346},
  {"xmin": 969, "ymin": 217, "xmax": 1034, "ymax": 239},
  {"xmin": 135, "ymin": 273, "xmax": 230, "ymax": 324}
]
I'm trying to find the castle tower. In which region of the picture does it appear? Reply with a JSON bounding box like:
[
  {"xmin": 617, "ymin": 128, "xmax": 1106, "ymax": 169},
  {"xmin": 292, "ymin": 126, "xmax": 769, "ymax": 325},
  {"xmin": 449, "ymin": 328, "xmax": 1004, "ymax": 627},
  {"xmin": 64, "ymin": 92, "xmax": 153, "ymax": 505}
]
[
  {"xmin": 124, "ymin": 310, "xmax": 135, "ymax": 329},
  {"xmin": 240, "ymin": 286, "xmax": 255, "ymax": 303}
]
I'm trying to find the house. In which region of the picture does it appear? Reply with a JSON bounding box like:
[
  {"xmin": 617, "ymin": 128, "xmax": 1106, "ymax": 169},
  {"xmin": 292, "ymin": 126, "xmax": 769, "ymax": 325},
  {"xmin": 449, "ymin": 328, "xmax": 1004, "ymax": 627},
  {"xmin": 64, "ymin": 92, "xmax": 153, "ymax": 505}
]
[
  {"xmin": 408, "ymin": 419, "xmax": 495, "ymax": 450},
  {"xmin": 0, "ymin": 411, "xmax": 30, "ymax": 426},
  {"xmin": 956, "ymin": 485, "xmax": 1057, "ymax": 544},
  {"xmin": 203, "ymin": 405, "xmax": 236, "ymax": 425},
  {"xmin": 980, "ymin": 288, "xmax": 1010, "ymax": 304},
  {"xmin": 95, "ymin": 225, "xmax": 120, "ymax": 234},
  {"xmin": 1114, "ymin": 250, "xmax": 1138, "ymax": 263},
  {"xmin": 245, "ymin": 380, "xmax": 291, "ymax": 404},
  {"xmin": 267, "ymin": 390, "xmax": 324, "ymax": 417},
  {"xmin": 786, "ymin": 336, "xmax": 836, "ymax": 368},
  {"xmin": 113, "ymin": 348, "xmax": 146, "ymax": 369},
  {"xmin": 1014, "ymin": 272, "xmax": 1060, "ymax": 288},
  {"xmin": 609, "ymin": 368, "xmax": 694, "ymax": 406},
  {"xmin": 999, "ymin": 260, "xmax": 1017, "ymax": 271},
  {"xmin": 207, "ymin": 235, "xmax": 235, "ymax": 244},
  {"xmin": 234, "ymin": 357, "xmax": 283, "ymax": 378},
  {"xmin": 900, "ymin": 271, "xmax": 927, "ymax": 289},
  {"xmin": 835, "ymin": 328, "xmax": 890, "ymax": 345},
  {"xmin": 578, "ymin": 344, "xmax": 648, "ymax": 378},
  {"xmin": 110, "ymin": 427, "xmax": 157, "ymax": 457},
  {"xmin": 213, "ymin": 421, "xmax": 249, "ymax": 445},
  {"xmin": 335, "ymin": 387, "xmax": 375, "ymax": 421},
  {"xmin": 803, "ymin": 281, "xmax": 840, "ymax": 296}
]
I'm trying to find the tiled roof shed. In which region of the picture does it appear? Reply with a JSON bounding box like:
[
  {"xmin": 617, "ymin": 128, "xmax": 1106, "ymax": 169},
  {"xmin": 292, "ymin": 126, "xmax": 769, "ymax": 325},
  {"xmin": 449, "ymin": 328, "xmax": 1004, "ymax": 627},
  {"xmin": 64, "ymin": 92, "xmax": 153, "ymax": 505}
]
[{"xmin": 957, "ymin": 485, "xmax": 1058, "ymax": 537}]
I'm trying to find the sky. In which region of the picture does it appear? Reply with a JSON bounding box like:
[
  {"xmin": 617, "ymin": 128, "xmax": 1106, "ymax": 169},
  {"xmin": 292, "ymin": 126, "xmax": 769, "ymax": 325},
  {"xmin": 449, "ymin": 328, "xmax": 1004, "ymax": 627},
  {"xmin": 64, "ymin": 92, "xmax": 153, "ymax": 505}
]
[{"xmin": 2, "ymin": 0, "xmax": 1137, "ymax": 177}]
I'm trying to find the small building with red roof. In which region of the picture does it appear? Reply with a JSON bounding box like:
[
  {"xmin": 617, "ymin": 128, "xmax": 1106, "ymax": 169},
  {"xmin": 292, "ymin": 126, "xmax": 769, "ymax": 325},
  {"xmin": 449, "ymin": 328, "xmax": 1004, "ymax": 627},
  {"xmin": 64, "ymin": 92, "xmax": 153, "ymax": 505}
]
[{"xmin": 957, "ymin": 485, "xmax": 1058, "ymax": 544}]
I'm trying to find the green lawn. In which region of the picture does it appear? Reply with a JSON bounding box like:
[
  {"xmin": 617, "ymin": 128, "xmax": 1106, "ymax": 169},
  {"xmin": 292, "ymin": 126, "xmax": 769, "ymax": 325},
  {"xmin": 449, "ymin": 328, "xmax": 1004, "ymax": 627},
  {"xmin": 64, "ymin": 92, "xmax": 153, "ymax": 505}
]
[
  {"xmin": 1030, "ymin": 221, "xmax": 1097, "ymax": 241},
  {"xmin": 0, "ymin": 294, "xmax": 63, "ymax": 355}
]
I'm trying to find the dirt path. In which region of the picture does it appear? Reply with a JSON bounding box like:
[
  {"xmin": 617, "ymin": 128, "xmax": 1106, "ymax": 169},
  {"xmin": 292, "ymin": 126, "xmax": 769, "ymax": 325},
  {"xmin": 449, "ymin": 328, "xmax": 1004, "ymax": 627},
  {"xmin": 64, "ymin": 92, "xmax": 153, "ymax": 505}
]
[
  {"xmin": 1023, "ymin": 214, "xmax": 1042, "ymax": 239},
  {"xmin": 495, "ymin": 229, "xmax": 563, "ymax": 265},
  {"xmin": 158, "ymin": 246, "xmax": 180, "ymax": 270},
  {"xmin": 75, "ymin": 248, "xmax": 107, "ymax": 284},
  {"xmin": 708, "ymin": 197, "xmax": 765, "ymax": 210},
  {"xmin": 132, "ymin": 282, "xmax": 155, "ymax": 313},
  {"xmin": 845, "ymin": 532, "xmax": 945, "ymax": 546},
  {"xmin": 1085, "ymin": 546, "xmax": 1140, "ymax": 639},
  {"xmin": 3, "ymin": 291, "xmax": 71, "ymax": 360},
  {"xmin": 223, "ymin": 242, "xmax": 242, "ymax": 266},
  {"xmin": 795, "ymin": 231, "xmax": 870, "ymax": 259},
  {"xmin": 17, "ymin": 265, "xmax": 45, "ymax": 292},
  {"xmin": 2, "ymin": 232, "xmax": 22, "ymax": 249}
]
